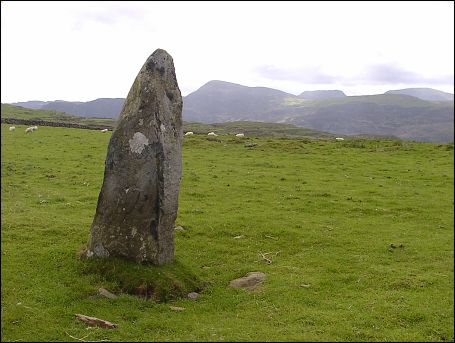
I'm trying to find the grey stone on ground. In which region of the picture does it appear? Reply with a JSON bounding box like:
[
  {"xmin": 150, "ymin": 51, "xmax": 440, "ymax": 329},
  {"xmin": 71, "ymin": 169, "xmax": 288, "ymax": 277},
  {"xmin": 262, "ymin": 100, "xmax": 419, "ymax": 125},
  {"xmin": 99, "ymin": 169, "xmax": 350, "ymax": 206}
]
[
  {"xmin": 187, "ymin": 292, "xmax": 199, "ymax": 300},
  {"xmin": 86, "ymin": 49, "xmax": 183, "ymax": 265},
  {"xmin": 229, "ymin": 272, "xmax": 266, "ymax": 290},
  {"xmin": 169, "ymin": 306, "xmax": 185, "ymax": 311},
  {"xmin": 98, "ymin": 288, "xmax": 117, "ymax": 299},
  {"xmin": 244, "ymin": 142, "xmax": 257, "ymax": 148}
]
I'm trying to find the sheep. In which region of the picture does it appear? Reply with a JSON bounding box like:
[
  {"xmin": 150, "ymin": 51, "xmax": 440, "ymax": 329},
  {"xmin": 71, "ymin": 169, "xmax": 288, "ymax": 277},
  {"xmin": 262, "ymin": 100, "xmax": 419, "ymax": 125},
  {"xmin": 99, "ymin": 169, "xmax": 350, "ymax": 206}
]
[
  {"xmin": 184, "ymin": 131, "xmax": 194, "ymax": 136},
  {"xmin": 9, "ymin": 126, "xmax": 16, "ymax": 131},
  {"xmin": 207, "ymin": 132, "xmax": 218, "ymax": 136},
  {"xmin": 101, "ymin": 129, "xmax": 109, "ymax": 133},
  {"xmin": 335, "ymin": 137, "xmax": 345, "ymax": 141},
  {"xmin": 25, "ymin": 127, "xmax": 34, "ymax": 133},
  {"xmin": 235, "ymin": 133, "xmax": 245, "ymax": 137}
]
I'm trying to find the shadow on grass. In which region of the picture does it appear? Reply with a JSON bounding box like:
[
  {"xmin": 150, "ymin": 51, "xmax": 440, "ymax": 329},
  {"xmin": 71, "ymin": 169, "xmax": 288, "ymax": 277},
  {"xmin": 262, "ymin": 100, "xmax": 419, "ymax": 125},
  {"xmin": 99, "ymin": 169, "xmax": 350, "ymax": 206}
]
[{"xmin": 78, "ymin": 254, "xmax": 205, "ymax": 302}]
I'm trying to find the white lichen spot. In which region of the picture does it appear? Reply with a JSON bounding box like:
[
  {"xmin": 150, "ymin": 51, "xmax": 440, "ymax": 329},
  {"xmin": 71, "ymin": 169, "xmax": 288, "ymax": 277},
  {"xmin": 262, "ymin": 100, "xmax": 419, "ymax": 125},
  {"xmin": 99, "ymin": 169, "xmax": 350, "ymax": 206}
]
[
  {"xmin": 129, "ymin": 132, "xmax": 149, "ymax": 154},
  {"xmin": 139, "ymin": 119, "xmax": 143, "ymax": 126},
  {"xmin": 131, "ymin": 227, "xmax": 137, "ymax": 237},
  {"xmin": 160, "ymin": 123, "xmax": 166, "ymax": 132}
]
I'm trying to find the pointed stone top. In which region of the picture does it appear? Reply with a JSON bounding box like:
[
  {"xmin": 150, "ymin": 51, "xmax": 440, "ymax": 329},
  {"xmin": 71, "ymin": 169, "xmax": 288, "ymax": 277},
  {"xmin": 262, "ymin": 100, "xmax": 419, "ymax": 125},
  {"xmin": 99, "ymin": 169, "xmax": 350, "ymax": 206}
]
[
  {"xmin": 144, "ymin": 49, "xmax": 176, "ymax": 78},
  {"xmin": 152, "ymin": 48, "xmax": 171, "ymax": 57}
]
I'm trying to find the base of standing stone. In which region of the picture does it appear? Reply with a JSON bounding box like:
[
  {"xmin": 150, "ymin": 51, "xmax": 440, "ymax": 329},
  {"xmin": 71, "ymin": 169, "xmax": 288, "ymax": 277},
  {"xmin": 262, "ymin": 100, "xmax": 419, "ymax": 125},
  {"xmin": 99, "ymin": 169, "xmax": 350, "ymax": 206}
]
[{"xmin": 78, "ymin": 251, "xmax": 204, "ymax": 302}]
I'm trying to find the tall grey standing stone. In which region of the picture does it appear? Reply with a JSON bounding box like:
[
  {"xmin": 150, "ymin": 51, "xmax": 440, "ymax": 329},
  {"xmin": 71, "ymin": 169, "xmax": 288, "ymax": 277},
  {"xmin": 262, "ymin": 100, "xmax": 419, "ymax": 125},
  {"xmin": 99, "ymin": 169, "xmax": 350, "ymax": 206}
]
[{"xmin": 86, "ymin": 49, "xmax": 183, "ymax": 265}]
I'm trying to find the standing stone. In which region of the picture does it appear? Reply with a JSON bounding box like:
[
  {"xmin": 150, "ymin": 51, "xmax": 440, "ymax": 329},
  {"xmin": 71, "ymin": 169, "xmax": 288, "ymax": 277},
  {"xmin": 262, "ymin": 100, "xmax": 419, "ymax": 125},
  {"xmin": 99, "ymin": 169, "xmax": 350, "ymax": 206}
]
[{"xmin": 86, "ymin": 49, "xmax": 183, "ymax": 265}]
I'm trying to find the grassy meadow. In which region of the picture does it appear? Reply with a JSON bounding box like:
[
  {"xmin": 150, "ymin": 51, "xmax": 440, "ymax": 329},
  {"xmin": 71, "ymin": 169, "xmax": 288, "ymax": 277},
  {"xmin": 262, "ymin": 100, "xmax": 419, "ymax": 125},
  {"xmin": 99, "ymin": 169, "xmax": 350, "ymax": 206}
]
[{"xmin": 1, "ymin": 124, "xmax": 454, "ymax": 342}]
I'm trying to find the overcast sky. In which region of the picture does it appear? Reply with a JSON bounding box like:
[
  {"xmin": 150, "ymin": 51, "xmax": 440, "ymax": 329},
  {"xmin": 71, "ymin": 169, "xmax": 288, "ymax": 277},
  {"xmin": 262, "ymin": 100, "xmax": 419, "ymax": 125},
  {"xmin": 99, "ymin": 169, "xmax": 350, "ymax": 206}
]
[{"xmin": 1, "ymin": 1, "xmax": 454, "ymax": 103}]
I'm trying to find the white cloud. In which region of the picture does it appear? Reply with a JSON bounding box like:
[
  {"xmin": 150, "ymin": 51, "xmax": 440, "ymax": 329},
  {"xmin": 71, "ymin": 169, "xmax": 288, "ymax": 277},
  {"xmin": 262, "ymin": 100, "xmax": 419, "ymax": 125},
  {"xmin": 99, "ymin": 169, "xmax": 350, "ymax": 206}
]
[{"xmin": 1, "ymin": 1, "xmax": 454, "ymax": 102}]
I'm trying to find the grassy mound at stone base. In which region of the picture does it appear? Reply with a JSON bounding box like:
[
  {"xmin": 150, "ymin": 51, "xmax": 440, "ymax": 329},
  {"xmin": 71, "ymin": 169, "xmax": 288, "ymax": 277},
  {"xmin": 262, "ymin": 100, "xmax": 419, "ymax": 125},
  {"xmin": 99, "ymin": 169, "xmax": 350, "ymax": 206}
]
[{"xmin": 79, "ymin": 254, "xmax": 204, "ymax": 302}]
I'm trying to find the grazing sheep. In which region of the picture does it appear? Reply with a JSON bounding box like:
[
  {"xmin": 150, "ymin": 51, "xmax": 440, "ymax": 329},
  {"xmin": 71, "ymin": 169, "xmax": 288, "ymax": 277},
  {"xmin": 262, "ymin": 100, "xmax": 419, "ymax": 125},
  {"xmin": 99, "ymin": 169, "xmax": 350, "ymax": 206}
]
[
  {"xmin": 25, "ymin": 127, "xmax": 34, "ymax": 133},
  {"xmin": 101, "ymin": 129, "xmax": 109, "ymax": 133},
  {"xmin": 335, "ymin": 137, "xmax": 345, "ymax": 141},
  {"xmin": 184, "ymin": 131, "xmax": 194, "ymax": 136},
  {"xmin": 9, "ymin": 126, "xmax": 16, "ymax": 131},
  {"xmin": 207, "ymin": 132, "xmax": 218, "ymax": 136},
  {"xmin": 235, "ymin": 133, "xmax": 245, "ymax": 137}
]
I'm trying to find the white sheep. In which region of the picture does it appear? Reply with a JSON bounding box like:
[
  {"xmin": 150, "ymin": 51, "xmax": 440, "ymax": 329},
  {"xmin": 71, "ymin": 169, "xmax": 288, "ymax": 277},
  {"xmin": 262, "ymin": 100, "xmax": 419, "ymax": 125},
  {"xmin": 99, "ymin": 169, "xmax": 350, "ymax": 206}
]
[
  {"xmin": 185, "ymin": 131, "xmax": 194, "ymax": 136},
  {"xmin": 101, "ymin": 129, "xmax": 109, "ymax": 133},
  {"xmin": 207, "ymin": 132, "xmax": 218, "ymax": 136},
  {"xmin": 335, "ymin": 137, "xmax": 345, "ymax": 141},
  {"xmin": 9, "ymin": 126, "xmax": 16, "ymax": 131},
  {"xmin": 25, "ymin": 127, "xmax": 34, "ymax": 133},
  {"xmin": 235, "ymin": 133, "xmax": 245, "ymax": 137}
]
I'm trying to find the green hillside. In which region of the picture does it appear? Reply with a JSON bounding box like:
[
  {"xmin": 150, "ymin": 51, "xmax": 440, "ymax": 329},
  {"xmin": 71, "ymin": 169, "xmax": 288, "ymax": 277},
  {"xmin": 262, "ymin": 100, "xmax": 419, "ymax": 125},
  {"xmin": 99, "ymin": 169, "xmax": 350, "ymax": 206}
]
[
  {"xmin": 297, "ymin": 94, "xmax": 434, "ymax": 108},
  {"xmin": 385, "ymin": 88, "xmax": 454, "ymax": 101},
  {"xmin": 8, "ymin": 83, "xmax": 454, "ymax": 142},
  {"xmin": 184, "ymin": 120, "xmax": 336, "ymax": 139},
  {"xmin": 1, "ymin": 104, "xmax": 337, "ymax": 139},
  {"xmin": 1, "ymin": 124, "xmax": 453, "ymax": 342},
  {"xmin": 182, "ymin": 82, "xmax": 454, "ymax": 142},
  {"xmin": 1, "ymin": 103, "xmax": 117, "ymax": 127}
]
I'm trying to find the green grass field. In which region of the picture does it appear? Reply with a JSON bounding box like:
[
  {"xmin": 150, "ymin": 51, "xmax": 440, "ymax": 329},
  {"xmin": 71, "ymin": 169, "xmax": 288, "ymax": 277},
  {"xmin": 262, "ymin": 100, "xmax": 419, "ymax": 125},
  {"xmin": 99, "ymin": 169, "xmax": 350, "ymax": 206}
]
[{"xmin": 1, "ymin": 124, "xmax": 453, "ymax": 342}]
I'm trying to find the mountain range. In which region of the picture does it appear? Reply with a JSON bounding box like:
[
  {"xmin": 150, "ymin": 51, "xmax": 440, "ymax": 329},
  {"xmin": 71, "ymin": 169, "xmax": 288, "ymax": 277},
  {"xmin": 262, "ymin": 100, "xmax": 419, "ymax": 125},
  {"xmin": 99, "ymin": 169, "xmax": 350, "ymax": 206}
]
[{"xmin": 9, "ymin": 83, "xmax": 454, "ymax": 142}]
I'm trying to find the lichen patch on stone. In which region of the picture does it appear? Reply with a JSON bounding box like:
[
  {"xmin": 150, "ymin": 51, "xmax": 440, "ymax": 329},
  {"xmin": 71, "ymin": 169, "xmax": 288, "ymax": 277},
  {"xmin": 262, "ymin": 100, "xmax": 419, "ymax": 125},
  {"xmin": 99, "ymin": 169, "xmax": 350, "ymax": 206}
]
[
  {"xmin": 129, "ymin": 132, "xmax": 149, "ymax": 154},
  {"xmin": 94, "ymin": 244, "xmax": 109, "ymax": 257}
]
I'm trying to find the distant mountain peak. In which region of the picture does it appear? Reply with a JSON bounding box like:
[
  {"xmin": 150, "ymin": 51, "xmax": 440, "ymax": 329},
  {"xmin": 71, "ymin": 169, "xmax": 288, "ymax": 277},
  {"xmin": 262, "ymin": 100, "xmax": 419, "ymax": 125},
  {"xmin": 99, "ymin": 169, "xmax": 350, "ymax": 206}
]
[{"xmin": 385, "ymin": 88, "xmax": 454, "ymax": 101}]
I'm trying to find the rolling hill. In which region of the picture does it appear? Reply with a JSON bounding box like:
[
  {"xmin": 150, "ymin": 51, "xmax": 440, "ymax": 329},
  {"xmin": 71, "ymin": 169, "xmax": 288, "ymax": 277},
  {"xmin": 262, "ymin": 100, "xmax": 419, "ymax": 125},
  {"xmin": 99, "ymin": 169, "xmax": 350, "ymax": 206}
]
[
  {"xmin": 8, "ymin": 82, "xmax": 454, "ymax": 142},
  {"xmin": 182, "ymin": 82, "xmax": 454, "ymax": 142},
  {"xmin": 1, "ymin": 104, "xmax": 339, "ymax": 139},
  {"xmin": 11, "ymin": 98, "xmax": 125, "ymax": 119},
  {"xmin": 385, "ymin": 88, "xmax": 454, "ymax": 101},
  {"xmin": 0, "ymin": 103, "xmax": 117, "ymax": 128}
]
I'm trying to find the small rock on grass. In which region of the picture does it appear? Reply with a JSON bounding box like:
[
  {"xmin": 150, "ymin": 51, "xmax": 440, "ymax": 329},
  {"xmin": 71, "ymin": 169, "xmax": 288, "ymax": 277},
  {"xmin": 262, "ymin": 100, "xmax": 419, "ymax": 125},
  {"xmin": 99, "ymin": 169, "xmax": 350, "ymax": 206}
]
[
  {"xmin": 98, "ymin": 288, "xmax": 117, "ymax": 299},
  {"xmin": 187, "ymin": 292, "xmax": 199, "ymax": 300},
  {"xmin": 170, "ymin": 306, "xmax": 185, "ymax": 312},
  {"xmin": 229, "ymin": 272, "xmax": 266, "ymax": 291}
]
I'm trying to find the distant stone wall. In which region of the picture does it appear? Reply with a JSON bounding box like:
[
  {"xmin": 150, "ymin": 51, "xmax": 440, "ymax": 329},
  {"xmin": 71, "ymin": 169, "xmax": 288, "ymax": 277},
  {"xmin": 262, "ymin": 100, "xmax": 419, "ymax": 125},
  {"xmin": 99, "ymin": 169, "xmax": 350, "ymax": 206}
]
[{"xmin": 1, "ymin": 118, "xmax": 112, "ymax": 131}]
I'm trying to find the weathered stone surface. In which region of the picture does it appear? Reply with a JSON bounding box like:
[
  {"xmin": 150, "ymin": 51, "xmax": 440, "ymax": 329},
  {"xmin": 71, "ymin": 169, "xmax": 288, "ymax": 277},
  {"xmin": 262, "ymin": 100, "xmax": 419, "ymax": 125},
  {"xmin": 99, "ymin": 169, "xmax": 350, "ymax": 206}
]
[
  {"xmin": 229, "ymin": 272, "xmax": 266, "ymax": 290},
  {"xmin": 98, "ymin": 288, "xmax": 117, "ymax": 299},
  {"xmin": 87, "ymin": 49, "xmax": 183, "ymax": 265},
  {"xmin": 187, "ymin": 292, "xmax": 199, "ymax": 300}
]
